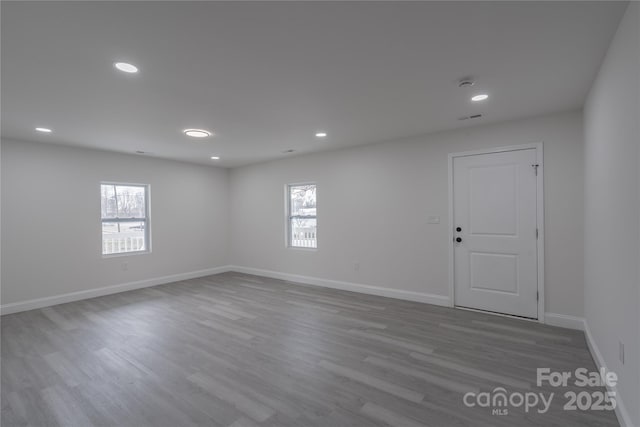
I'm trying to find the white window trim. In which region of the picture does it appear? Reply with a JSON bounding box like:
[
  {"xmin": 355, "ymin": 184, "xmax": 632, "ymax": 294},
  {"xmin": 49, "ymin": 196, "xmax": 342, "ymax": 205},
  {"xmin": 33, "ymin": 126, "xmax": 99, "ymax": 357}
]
[
  {"xmin": 100, "ymin": 182, "xmax": 151, "ymax": 257},
  {"xmin": 285, "ymin": 183, "xmax": 317, "ymax": 250}
]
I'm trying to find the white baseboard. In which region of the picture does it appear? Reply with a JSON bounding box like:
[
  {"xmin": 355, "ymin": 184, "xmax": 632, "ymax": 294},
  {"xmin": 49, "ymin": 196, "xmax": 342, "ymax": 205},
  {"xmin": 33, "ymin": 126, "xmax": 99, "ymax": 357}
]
[
  {"xmin": 228, "ymin": 265, "xmax": 451, "ymax": 307},
  {"xmin": 0, "ymin": 265, "xmax": 232, "ymax": 315},
  {"xmin": 544, "ymin": 312, "xmax": 585, "ymax": 330},
  {"xmin": 583, "ymin": 320, "xmax": 634, "ymax": 427}
]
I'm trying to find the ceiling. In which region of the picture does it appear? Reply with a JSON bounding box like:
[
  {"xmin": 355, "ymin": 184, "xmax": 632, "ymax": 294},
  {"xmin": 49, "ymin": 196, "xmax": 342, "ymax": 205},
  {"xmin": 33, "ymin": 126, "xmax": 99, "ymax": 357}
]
[{"xmin": 1, "ymin": 1, "xmax": 627, "ymax": 167}]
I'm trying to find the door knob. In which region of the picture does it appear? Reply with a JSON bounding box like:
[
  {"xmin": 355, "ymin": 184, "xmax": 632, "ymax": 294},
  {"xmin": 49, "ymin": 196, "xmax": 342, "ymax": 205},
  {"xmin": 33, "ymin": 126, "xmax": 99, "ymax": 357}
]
[
  {"xmin": 456, "ymin": 237, "xmax": 462, "ymax": 243},
  {"xmin": 456, "ymin": 227, "xmax": 462, "ymax": 232}
]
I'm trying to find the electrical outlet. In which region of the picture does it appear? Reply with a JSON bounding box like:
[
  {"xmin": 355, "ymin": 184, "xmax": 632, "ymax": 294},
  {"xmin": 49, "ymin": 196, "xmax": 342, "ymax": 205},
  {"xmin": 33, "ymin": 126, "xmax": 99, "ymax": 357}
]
[{"xmin": 619, "ymin": 341, "xmax": 625, "ymax": 364}]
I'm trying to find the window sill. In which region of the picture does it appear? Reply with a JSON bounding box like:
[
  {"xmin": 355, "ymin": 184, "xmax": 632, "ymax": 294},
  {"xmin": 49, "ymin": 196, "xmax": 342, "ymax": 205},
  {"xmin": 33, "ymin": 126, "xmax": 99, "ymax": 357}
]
[
  {"xmin": 287, "ymin": 246, "xmax": 318, "ymax": 252},
  {"xmin": 102, "ymin": 250, "xmax": 151, "ymax": 259}
]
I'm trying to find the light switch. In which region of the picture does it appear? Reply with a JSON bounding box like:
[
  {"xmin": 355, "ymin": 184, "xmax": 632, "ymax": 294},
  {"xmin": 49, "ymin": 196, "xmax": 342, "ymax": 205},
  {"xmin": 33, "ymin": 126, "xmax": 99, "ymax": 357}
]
[{"xmin": 427, "ymin": 216, "xmax": 440, "ymax": 224}]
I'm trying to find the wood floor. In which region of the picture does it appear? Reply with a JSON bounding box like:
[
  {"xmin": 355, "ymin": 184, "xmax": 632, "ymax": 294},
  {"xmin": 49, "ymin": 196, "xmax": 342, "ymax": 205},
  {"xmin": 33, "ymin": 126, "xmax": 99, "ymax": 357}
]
[{"xmin": 1, "ymin": 273, "xmax": 618, "ymax": 427}]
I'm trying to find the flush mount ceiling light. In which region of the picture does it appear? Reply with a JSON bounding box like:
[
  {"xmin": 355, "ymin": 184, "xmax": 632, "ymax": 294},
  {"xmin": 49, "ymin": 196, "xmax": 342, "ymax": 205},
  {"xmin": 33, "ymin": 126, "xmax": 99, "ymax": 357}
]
[
  {"xmin": 471, "ymin": 94, "xmax": 489, "ymax": 102},
  {"xmin": 35, "ymin": 127, "xmax": 52, "ymax": 133},
  {"xmin": 183, "ymin": 129, "xmax": 212, "ymax": 138},
  {"xmin": 114, "ymin": 62, "xmax": 139, "ymax": 73},
  {"xmin": 210, "ymin": 156, "xmax": 220, "ymax": 160},
  {"xmin": 315, "ymin": 132, "xmax": 328, "ymax": 138}
]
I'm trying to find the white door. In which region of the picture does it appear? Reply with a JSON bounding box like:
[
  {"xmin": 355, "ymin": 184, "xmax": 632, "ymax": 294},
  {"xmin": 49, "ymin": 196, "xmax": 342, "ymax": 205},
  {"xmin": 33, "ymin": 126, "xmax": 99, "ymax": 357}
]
[{"xmin": 453, "ymin": 148, "xmax": 539, "ymax": 318}]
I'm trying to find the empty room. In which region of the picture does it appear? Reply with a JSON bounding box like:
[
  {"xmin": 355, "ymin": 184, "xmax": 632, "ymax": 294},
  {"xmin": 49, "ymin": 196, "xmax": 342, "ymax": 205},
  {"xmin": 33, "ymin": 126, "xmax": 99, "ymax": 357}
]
[{"xmin": 1, "ymin": 1, "xmax": 638, "ymax": 426}]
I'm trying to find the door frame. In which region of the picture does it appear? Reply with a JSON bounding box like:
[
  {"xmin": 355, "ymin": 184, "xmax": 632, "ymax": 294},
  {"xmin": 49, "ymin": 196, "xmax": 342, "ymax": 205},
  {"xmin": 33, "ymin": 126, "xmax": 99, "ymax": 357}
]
[{"xmin": 447, "ymin": 143, "xmax": 545, "ymax": 322}]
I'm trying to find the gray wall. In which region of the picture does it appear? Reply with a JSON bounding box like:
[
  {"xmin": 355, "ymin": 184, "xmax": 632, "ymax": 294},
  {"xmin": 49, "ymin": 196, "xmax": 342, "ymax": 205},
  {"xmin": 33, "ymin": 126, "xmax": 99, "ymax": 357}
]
[
  {"xmin": 584, "ymin": 3, "xmax": 639, "ymax": 426},
  {"xmin": 2, "ymin": 112, "xmax": 586, "ymax": 321},
  {"xmin": 1, "ymin": 140, "xmax": 230, "ymax": 305},
  {"xmin": 229, "ymin": 111, "xmax": 585, "ymax": 318}
]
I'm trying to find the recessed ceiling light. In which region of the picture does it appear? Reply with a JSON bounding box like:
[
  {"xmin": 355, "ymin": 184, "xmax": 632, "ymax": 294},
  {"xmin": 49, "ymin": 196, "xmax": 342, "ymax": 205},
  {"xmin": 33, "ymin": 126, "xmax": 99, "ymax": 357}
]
[
  {"xmin": 210, "ymin": 156, "xmax": 220, "ymax": 160},
  {"xmin": 471, "ymin": 94, "xmax": 489, "ymax": 102},
  {"xmin": 35, "ymin": 127, "xmax": 52, "ymax": 133},
  {"xmin": 183, "ymin": 129, "xmax": 212, "ymax": 138},
  {"xmin": 114, "ymin": 62, "xmax": 139, "ymax": 73},
  {"xmin": 315, "ymin": 132, "xmax": 327, "ymax": 138}
]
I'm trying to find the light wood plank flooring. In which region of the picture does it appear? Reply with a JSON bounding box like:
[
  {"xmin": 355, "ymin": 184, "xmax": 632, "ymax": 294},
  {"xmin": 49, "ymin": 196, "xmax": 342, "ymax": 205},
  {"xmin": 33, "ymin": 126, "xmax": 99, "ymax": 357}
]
[{"xmin": 1, "ymin": 273, "xmax": 618, "ymax": 426}]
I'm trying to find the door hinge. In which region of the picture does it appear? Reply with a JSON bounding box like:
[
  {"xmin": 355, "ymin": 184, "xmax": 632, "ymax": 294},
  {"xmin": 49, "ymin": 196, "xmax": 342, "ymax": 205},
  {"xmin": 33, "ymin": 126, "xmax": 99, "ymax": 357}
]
[
  {"xmin": 532, "ymin": 164, "xmax": 540, "ymax": 176},
  {"xmin": 537, "ymin": 291, "xmax": 539, "ymax": 301},
  {"xmin": 536, "ymin": 228, "xmax": 539, "ymax": 239}
]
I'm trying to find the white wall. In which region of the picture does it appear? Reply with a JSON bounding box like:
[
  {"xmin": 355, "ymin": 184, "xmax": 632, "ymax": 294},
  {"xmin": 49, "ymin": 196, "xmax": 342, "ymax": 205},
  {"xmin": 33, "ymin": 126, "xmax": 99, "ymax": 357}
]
[
  {"xmin": 1, "ymin": 139, "xmax": 230, "ymax": 306},
  {"xmin": 583, "ymin": 3, "xmax": 640, "ymax": 426},
  {"xmin": 229, "ymin": 111, "xmax": 585, "ymax": 318}
]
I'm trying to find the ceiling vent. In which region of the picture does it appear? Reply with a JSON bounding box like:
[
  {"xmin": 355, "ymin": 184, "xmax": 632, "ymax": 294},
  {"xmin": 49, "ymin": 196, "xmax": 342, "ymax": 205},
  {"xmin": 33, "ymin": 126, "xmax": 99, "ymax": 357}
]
[
  {"xmin": 458, "ymin": 114, "xmax": 483, "ymax": 121},
  {"xmin": 458, "ymin": 78, "xmax": 475, "ymax": 88}
]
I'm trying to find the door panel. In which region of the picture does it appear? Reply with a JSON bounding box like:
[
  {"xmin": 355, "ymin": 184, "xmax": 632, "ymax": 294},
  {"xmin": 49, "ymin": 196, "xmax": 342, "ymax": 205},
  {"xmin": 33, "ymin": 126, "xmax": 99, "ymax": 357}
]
[
  {"xmin": 469, "ymin": 165, "xmax": 518, "ymax": 235},
  {"xmin": 453, "ymin": 148, "xmax": 538, "ymax": 318},
  {"xmin": 470, "ymin": 252, "xmax": 518, "ymax": 294}
]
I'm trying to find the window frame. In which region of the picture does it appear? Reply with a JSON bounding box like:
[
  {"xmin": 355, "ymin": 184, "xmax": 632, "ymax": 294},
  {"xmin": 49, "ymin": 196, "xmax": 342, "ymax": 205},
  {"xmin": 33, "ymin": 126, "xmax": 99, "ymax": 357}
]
[
  {"xmin": 286, "ymin": 183, "xmax": 317, "ymax": 250},
  {"xmin": 100, "ymin": 182, "xmax": 151, "ymax": 257}
]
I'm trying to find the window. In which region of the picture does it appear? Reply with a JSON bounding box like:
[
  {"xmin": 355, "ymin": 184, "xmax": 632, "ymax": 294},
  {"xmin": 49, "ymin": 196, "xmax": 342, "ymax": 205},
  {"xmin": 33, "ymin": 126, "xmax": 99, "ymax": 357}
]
[
  {"xmin": 287, "ymin": 184, "xmax": 317, "ymax": 248},
  {"xmin": 101, "ymin": 183, "xmax": 149, "ymax": 255}
]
